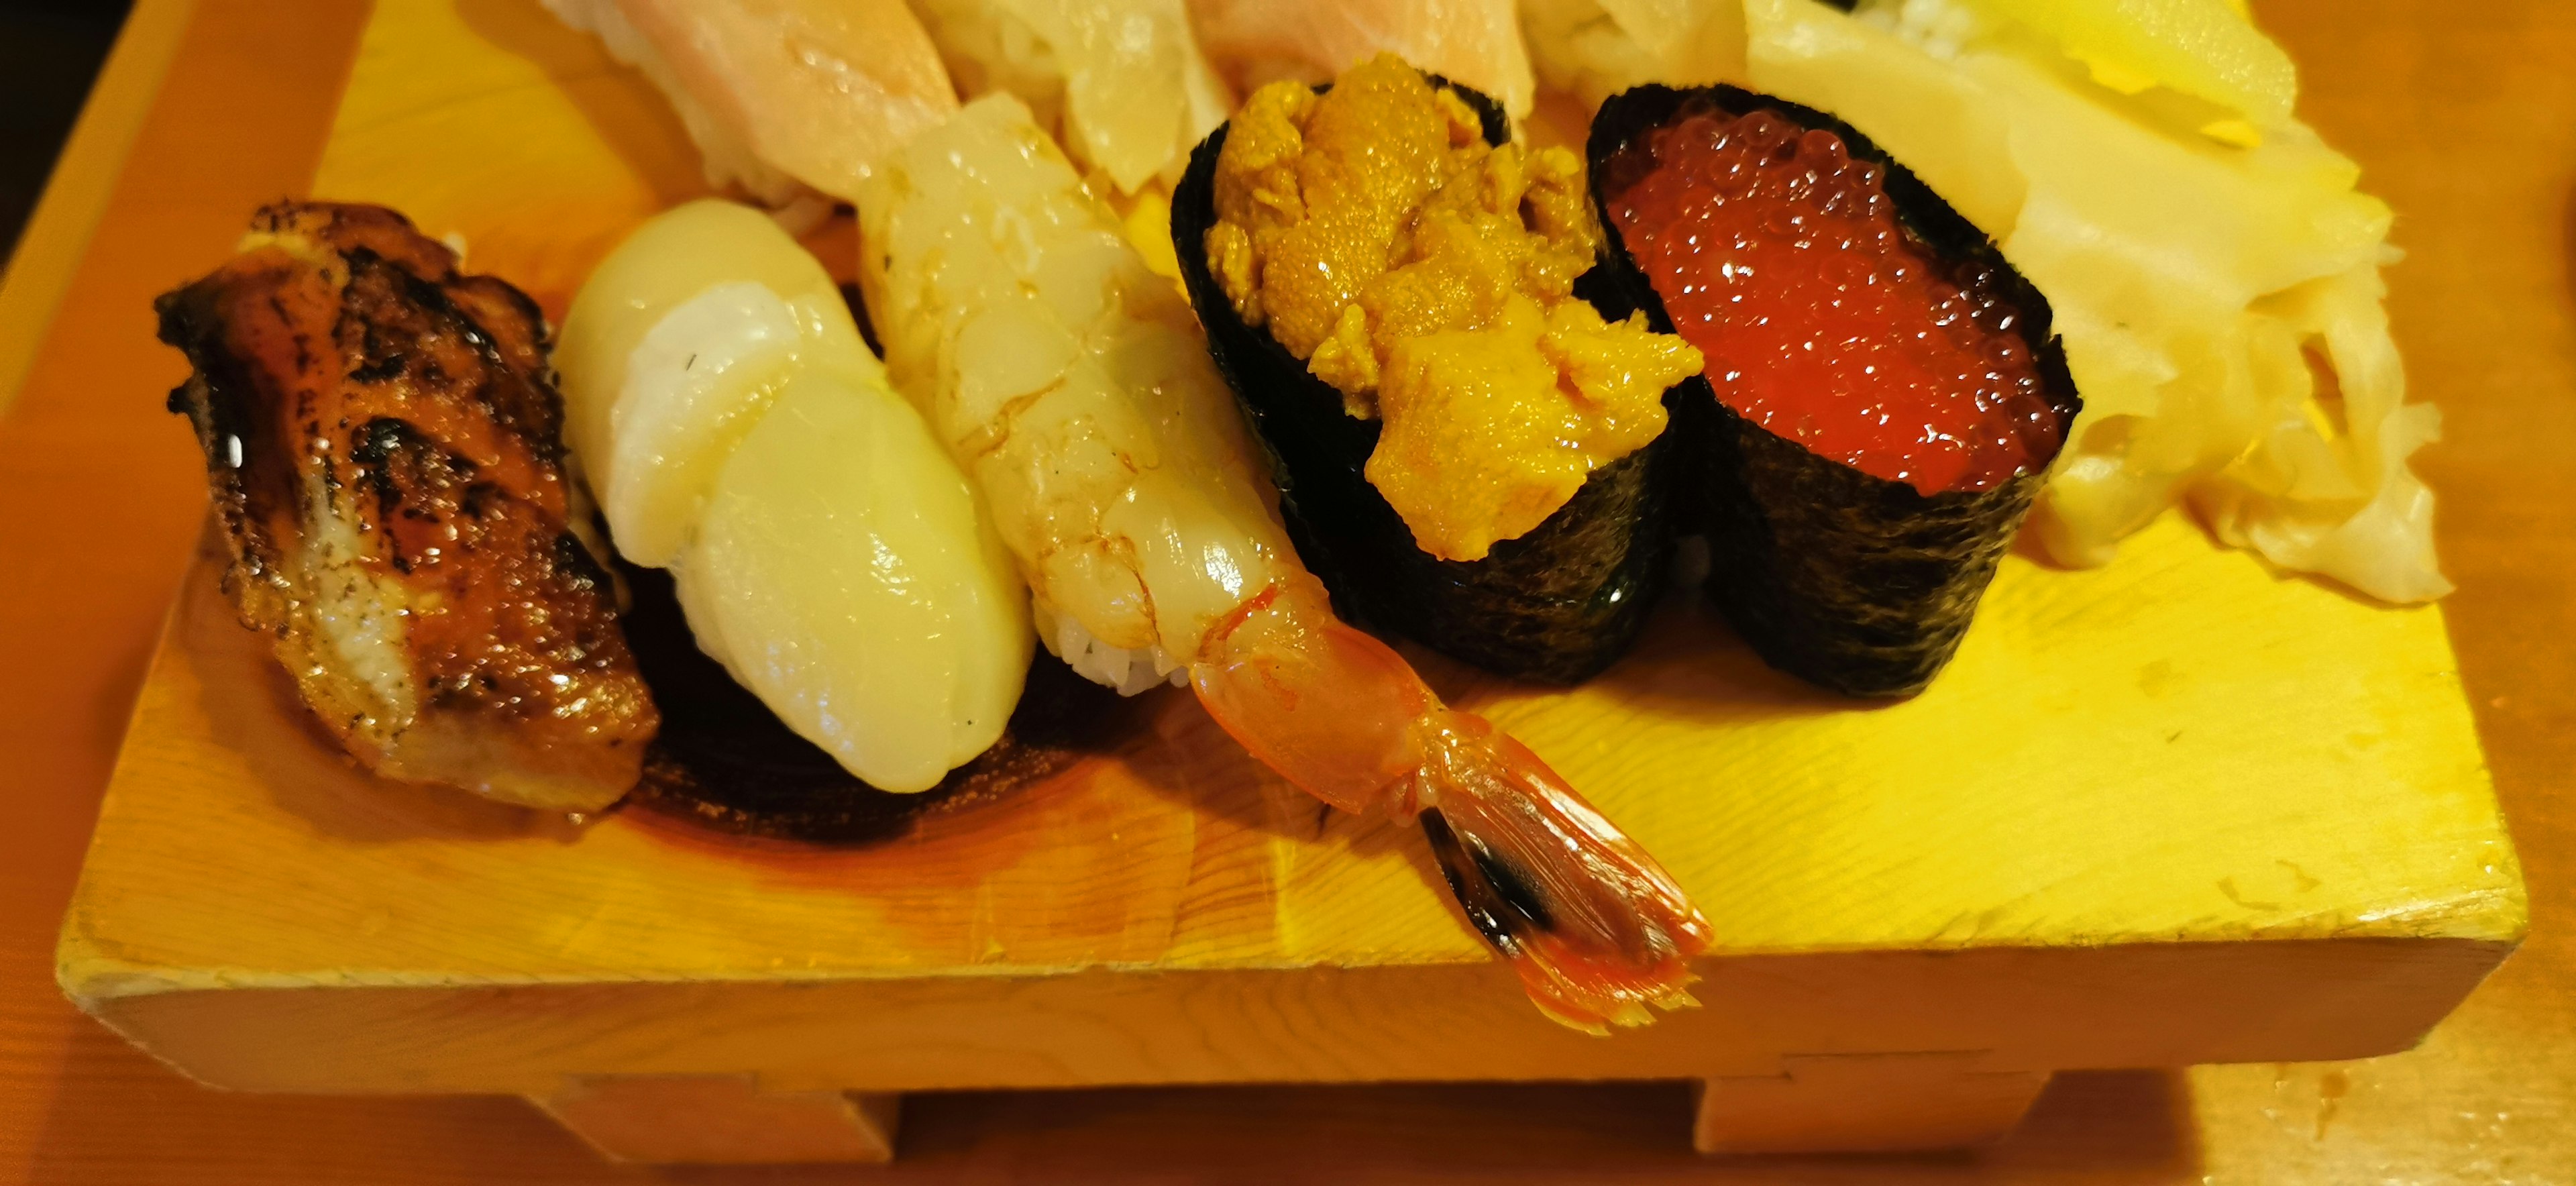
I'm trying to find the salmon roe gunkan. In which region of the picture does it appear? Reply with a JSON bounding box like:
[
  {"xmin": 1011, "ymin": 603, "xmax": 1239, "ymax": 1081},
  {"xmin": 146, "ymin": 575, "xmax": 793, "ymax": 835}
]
[{"xmin": 1610, "ymin": 109, "xmax": 2061, "ymax": 494}]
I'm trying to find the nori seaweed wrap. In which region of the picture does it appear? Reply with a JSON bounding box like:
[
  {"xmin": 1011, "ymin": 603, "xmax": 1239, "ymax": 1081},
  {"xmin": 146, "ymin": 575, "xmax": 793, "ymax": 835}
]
[
  {"xmin": 1172, "ymin": 75, "xmax": 1680, "ymax": 685},
  {"xmin": 1586, "ymin": 85, "xmax": 2082, "ymax": 698}
]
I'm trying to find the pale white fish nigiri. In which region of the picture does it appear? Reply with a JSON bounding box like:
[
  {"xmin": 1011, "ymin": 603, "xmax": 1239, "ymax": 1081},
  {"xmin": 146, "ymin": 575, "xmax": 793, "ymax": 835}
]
[
  {"xmin": 555, "ymin": 201, "xmax": 1032, "ymax": 792},
  {"xmin": 542, "ymin": 0, "xmax": 959, "ymax": 204},
  {"xmin": 908, "ymin": 0, "xmax": 1233, "ymax": 194},
  {"xmin": 1187, "ymin": 0, "xmax": 1536, "ymax": 118}
]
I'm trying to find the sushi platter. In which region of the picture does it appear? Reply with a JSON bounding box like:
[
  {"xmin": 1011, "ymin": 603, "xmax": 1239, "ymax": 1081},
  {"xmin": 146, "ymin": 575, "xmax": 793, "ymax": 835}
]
[{"xmin": 56, "ymin": 0, "xmax": 2524, "ymax": 1165}]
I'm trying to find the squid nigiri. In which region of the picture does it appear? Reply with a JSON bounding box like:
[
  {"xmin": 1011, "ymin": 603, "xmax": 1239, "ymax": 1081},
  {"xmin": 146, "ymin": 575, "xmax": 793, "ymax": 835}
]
[{"xmin": 554, "ymin": 200, "xmax": 1033, "ymax": 794}]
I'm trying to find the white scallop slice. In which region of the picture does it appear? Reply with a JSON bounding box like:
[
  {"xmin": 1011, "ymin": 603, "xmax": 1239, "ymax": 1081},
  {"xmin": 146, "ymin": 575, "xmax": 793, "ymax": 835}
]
[
  {"xmin": 555, "ymin": 199, "xmax": 865, "ymax": 564},
  {"xmin": 588, "ymin": 282, "xmax": 803, "ymax": 564},
  {"xmin": 672, "ymin": 358, "xmax": 1034, "ymax": 793}
]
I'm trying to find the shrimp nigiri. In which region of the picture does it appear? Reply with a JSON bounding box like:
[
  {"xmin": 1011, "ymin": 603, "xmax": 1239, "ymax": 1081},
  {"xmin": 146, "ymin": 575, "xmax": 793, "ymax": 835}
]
[{"xmin": 860, "ymin": 95, "xmax": 1709, "ymax": 1030}]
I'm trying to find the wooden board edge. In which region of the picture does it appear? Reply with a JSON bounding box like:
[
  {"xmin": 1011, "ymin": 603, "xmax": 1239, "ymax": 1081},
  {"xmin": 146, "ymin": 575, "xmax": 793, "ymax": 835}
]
[
  {"xmin": 54, "ymin": 534, "xmax": 208, "ymax": 1014},
  {"xmin": 75, "ymin": 934, "xmax": 2517, "ymax": 1096}
]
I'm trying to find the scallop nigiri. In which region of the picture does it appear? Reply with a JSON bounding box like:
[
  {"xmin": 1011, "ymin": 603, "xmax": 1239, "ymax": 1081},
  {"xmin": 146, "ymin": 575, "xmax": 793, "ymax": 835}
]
[{"xmin": 555, "ymin": 200, "xmax": 1032, "ymax": 793}]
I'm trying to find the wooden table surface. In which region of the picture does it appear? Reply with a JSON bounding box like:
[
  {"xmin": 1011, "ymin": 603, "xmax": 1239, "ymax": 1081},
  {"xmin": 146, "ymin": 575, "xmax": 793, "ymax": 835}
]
[{"xmin": 0, "ymin": 1, "xmax": 2567, "ymax": 1182}]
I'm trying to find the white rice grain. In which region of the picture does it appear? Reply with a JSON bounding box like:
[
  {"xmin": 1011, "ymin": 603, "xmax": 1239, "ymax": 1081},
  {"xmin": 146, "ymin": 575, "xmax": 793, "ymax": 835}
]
[{"xmin": 1036, "ymin": 602, "xmax": 1189, "ymax": 697}]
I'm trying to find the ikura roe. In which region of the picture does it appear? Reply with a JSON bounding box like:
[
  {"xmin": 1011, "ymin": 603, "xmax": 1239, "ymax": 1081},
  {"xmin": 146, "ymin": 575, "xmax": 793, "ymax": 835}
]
[{"xmin": 1609, "ymin": 110, "xmax": 2061, "ymax": 494}]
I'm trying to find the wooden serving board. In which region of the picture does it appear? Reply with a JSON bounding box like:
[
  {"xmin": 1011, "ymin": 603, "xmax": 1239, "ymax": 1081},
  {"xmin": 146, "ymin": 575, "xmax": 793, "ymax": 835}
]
[{"xmin": 56, "ymin": 0, "xmax": 2526, "ymax": 1165}]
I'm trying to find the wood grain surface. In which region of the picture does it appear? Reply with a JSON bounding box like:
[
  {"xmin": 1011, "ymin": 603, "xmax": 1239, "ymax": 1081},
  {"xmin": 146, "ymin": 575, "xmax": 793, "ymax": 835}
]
[{"xmin": 1, "ymin": 1, "xmax": 2571, "ymax": 1183}]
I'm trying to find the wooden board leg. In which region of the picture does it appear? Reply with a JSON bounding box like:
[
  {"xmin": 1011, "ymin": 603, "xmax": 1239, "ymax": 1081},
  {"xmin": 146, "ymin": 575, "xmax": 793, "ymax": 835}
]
[
  {"xmin": 531, "ymin": 1074, "xmax": 900, "ymax": 1165},
  {"xmin": 1694, "ymin": 1053, "xmax": 2051, "ymax": 1154}
]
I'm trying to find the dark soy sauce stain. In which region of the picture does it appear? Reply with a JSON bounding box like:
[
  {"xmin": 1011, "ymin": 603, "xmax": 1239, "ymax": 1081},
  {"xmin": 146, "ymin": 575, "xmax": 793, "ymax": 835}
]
[{"xmin": 613, "ymin": 555, "xmax": 1137, "ymax": 845}]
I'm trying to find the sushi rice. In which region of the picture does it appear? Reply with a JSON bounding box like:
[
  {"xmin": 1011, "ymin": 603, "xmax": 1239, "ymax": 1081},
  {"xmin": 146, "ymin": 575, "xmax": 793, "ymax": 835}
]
[{"xmin": 1038, "ymin": 605, "xmax": 1191, "ymax": 696}]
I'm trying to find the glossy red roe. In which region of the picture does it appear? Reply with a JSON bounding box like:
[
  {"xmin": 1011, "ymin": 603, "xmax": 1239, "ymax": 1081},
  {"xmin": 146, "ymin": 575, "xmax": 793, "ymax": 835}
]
[{"xmin": 1609, "ymin": 110, "xmax": 2061, "ymax": 494}]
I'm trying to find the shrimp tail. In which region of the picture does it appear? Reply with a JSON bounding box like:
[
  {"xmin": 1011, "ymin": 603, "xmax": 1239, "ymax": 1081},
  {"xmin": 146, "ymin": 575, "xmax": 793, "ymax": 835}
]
[
  {"xmin": 1409, "ymin": 710, "xmax": 1713, "ymax": 1034},
  {"xmin": 1192, "ymin": 583, "xmax": 1711, "ymax": 1032}
]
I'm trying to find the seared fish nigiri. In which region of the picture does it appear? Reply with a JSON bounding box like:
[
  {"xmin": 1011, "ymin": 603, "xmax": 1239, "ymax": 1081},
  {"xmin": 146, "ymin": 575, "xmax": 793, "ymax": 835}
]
[{"xmin": 156, "ymin": 201, "xmax": 658, "ymax": 813}]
